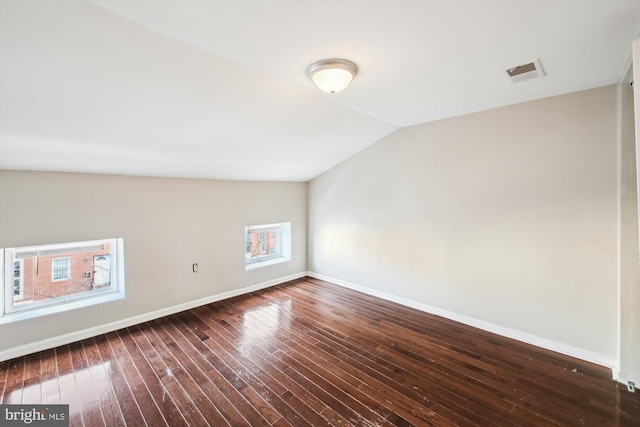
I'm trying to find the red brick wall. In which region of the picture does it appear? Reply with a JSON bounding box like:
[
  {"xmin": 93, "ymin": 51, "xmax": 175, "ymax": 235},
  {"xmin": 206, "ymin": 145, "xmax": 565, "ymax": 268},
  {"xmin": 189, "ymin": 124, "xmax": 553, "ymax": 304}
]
[{"xmin": 17, "ymin": 244, "xmax": 111, "ymax": 303}]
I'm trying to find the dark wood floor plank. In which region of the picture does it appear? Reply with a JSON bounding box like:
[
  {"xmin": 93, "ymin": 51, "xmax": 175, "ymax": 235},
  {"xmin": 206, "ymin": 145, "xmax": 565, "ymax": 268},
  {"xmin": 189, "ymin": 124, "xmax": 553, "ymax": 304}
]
[
  {"xmin": 21, "ymin": 352, "xmax": 42, "ymax": 404},
  {"xmin": 301, "ymin": 277, "xmax": 610, "ymax": 398},
  {"xmin": 1, "ymin": 277, "xmax": 638, "ymax": 426},
  {"xmin": 126, "ymin": 326, "xmax": 191, "ymax": 427},
  {"xmin": 147, "ymin": 318, "xmax": 240, "ymax": 426},
  {"xmin": 109, "ymin": 331, "xmax": 168, "ymax": 427},
  {"xmin": 95, "ymin": 332, "xmax": 147, "ymax": 426},
  {"xmin": 284, "ymin": 326, "xmax": 465, "ymax": 426},
  {"xmin": 119, "ymin": 327, "xmax": 186, "ymax": 427},
  {"xmin": 118, "ymin": 328, "xmax": 187, "ymax": 427},
  {"xmin": 209, "ymin": 300, "xmax": 398, "ymax": 427},
  {"xmin": 132, "ymin": 322, "xmax": 213, "ymax": 426},
  {"xmin": 3, "ymin": 356, "xmax": 25, "ymax": 404},
  {"xmin": 0, "ymin": 360, "xmax": 8, "ymax": 404},
  {"xmin": 68, "ymin": 340, "xmax": 101, "ymax": 427},
  {"xmin": 256, "ymin": 287, "xmax": 509, "ymax": 427},
  {"xmin": 169, "ymin": 316, "xmax": 303, "ymax": 425},
  {"xmin": 282, "ymin": 280, "xmax": 616, "ymax": 425},
  {"xmin": 266, "ymin": 284, "xmax": 526, "ymax": 426},
  {"xmin": 218, "ymin": 295, "xmax": 434, "ymax": 426},
  {"xmin": 188, "ymin": 306, "xmax": 345, "ymax": 425},
  {"xmin": 54, "ymin": 345, "xmax": 85, "ymax": 426},
  {"xmin": 38, "ymin": 348, "xmax": 60, "ymax": 404},
  {"xmin": 189, "ymin": 303, "xmax": 346, "ymax": 423},
  {"xmin": 83, "ymin": 337, "xmax": 126, "ymax": 427},
  {"xmin": 183, "ymin": 308, "xmax": 340, "ymax": 426},
  {"xmin": 162, "ymin": 313, "xmax": 285, "ymax": 426}
]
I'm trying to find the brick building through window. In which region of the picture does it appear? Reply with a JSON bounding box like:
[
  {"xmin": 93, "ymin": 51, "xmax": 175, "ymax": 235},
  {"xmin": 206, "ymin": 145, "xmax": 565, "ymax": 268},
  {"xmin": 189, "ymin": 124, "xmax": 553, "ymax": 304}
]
[{"xmin": 13, "ymin": 243, "xmax": 111, "ymax": 305}]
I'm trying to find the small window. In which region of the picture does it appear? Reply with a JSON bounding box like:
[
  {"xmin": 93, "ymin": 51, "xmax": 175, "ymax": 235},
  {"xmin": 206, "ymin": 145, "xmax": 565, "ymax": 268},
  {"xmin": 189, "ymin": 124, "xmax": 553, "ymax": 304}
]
[
  {"xmin": 245, "ymin": 222, "xmax": 291, "ymax": 270},
  {"xmin": 52, "ymin": 257, "xmax": 71, "ymax": 281},
  {"xmin": 13, "ymin": 259, "xmax": 23, "ymax": 301},
  {"xmin": 1, "ymin": 238, "xmax": 125, "ymax": 323}
]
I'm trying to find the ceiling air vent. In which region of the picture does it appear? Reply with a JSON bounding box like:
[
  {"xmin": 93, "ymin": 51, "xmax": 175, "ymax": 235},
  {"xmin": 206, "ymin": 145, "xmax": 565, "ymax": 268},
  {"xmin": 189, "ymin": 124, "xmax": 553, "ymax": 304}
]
[{"xmin": 502, "ymin": 59, "xmax": 544, "ymax": 83}]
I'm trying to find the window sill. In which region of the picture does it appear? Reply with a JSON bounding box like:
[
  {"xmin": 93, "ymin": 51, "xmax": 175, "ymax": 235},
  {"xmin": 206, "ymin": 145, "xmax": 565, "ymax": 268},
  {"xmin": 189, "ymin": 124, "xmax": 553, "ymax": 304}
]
[
  {"xmin": 245, "ymin": 256, "xmax": 290, "ymax": 271},
  {"xmin": 0, "ymin": 290, "xmax": 124, "ymax": 324}
]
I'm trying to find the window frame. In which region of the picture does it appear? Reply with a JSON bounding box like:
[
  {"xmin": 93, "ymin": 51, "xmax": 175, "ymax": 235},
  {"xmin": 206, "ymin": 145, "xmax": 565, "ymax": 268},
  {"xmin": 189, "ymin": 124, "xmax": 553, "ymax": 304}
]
[
  {"xmin": 1, "ymin": 238, "xmax": 125, "ymax": 323},
  {"xmin": 245, "ymin": 222, "xmax": 291, "ymax": 270}
]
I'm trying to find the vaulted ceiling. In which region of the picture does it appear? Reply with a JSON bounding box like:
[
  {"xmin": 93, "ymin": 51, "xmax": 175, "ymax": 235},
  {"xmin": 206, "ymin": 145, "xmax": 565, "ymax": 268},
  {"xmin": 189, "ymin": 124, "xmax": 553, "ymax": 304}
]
[{"xmin": 1, "ymin": 1, "xmax": 638, "ymax": 181}]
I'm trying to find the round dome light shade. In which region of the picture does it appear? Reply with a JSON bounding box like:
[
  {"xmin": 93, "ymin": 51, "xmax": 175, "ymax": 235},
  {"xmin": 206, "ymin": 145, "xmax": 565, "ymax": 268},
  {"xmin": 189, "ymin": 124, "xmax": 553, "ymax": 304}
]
[{"xmin": 308, "ymin": 59, "xmax": 358, "ymax": 93}]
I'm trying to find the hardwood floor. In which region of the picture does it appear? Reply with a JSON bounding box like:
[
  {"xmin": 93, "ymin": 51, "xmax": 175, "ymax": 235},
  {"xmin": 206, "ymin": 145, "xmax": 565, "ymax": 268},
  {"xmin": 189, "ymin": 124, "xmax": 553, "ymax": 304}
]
[{"xmin": 1, "ymin": 277, "xmax": 638, "ymax": 426}]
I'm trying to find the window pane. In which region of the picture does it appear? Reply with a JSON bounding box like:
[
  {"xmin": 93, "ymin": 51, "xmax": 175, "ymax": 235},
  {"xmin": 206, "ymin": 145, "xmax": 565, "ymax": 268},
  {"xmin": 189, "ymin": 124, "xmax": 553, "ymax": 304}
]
[
  {"xmin": 9, "ymin": 240, "xmax": 115, "ymax": 309},
  {"xmin": 246, "ymin": 225, "xmax": 281, "ymax": 263},
  {"xmin": 245, "ymin": 222, "xmax": 290, "ymax": 270},
  {"xmin": 13, "ymin": 260, "xmax": 22, "ymax": 298},
  {"xmin": 13, "ymin": 272, "xmax": 20, "ymax": 293}
]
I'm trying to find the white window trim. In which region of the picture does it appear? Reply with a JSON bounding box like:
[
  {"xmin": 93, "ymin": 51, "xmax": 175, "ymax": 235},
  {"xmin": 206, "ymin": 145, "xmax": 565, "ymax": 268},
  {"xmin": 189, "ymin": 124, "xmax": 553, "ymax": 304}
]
[{"xmin": 1, "ymin": 238, "xmax": 125, "ymax": 324}]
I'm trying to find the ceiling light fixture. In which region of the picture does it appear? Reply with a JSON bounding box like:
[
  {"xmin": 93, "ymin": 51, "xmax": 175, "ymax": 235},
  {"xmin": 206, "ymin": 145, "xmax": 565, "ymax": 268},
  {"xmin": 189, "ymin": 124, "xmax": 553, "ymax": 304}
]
[{"xmin": 308, "ymin": 59, "xmax": 358, "ymax": 93}]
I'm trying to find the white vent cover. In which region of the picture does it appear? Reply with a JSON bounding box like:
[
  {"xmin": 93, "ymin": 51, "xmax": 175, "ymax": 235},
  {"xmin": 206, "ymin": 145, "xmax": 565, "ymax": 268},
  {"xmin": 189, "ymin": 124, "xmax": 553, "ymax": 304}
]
[{"xmin": 502, "ymin": 59, "xmax": 545, "ymax": 83}]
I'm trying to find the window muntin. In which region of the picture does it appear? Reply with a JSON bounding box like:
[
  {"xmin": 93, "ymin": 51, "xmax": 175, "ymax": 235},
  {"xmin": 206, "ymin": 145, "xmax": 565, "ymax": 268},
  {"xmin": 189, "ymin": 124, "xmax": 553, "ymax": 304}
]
[
  {"xmin": 245, "ymin": 222, "xmax": 291, "ymax": 270},
  {"xmin": 1, "ymin": 238, "xmax": 124, "ymax": 322}
]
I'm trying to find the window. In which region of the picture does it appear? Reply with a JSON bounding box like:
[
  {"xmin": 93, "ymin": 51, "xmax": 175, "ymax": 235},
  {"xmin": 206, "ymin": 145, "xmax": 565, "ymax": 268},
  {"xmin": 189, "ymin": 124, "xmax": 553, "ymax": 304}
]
[
  {"xmin": 13, "ymin": 259, "xmax": 23, "ymax": 301},
  {"xmin": 52, "ymin": 257, "xmax": 71, "ymax": 281},
  {"xmin": 245, "ymin": 222, "xmax": 291, "ymax": 270},
  {"xmin": 1, "ymin": 238, "xmax": 125, "ymax": 323}
]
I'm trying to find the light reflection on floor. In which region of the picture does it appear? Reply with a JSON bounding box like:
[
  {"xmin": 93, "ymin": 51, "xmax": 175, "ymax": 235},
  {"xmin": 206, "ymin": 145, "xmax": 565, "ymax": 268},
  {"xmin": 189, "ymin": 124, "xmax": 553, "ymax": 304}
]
[
  {"xmin": 242, "ymin": 299, "xmax": 292, "ymax": 347},
  {"xmin": 4, "ymin": 358, "xmax": 112, "ymax": 419}
]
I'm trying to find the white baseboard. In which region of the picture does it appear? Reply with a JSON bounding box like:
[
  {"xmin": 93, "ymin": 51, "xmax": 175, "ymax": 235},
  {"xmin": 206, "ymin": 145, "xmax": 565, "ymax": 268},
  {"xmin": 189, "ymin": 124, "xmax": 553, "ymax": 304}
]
[
  {"xmin": 307, "ymin": 272, "xmax": 617, "ymax": 370},
  {"xmin": 3, "ymin": 270, "xmax": 620, "ymax": 377},
  {"xmin": 613, "ymin": 368, "xmax": 639, "ymax": 391},
  {"xmin": 0, "ymin": 272, "xmax": 307, "ymax": 362}
]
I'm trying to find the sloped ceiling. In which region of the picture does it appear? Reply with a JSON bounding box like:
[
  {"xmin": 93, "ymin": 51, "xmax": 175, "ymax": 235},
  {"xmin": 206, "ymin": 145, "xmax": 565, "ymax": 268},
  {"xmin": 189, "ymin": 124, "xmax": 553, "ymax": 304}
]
[{"xmin": 1, "ymin": 1, "xmax": 638, "ymax": 181}]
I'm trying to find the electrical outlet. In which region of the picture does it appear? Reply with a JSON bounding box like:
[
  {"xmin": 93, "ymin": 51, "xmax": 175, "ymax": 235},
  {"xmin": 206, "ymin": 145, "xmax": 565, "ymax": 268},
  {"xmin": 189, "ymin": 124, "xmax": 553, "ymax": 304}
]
[
  {"xmin": 628, "ymin": 381, "xmax": 635, "ymax": 393},
  {"xmin": 192, "ymin": 263, "xmax": 198, "ymax": 273}
]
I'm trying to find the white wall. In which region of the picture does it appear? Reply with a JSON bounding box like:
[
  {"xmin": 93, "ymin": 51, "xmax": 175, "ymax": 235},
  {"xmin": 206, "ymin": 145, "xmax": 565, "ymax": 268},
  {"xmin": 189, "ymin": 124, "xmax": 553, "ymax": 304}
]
[
  {"xmin": 0, "ymin": 85, "xmax": 629, "ymax": 370},
  {"xmin": 309, "ymin": 85, "xmax": 619, "ymax": 363},
  {"xmin": 0, "ymin": 171, "xmax": 307, "ymax": 358}
]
